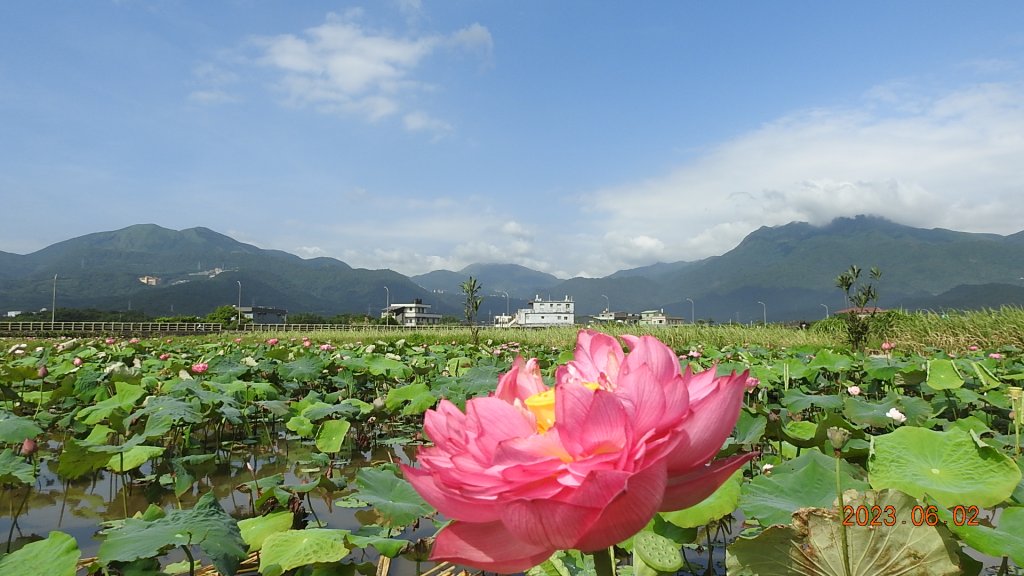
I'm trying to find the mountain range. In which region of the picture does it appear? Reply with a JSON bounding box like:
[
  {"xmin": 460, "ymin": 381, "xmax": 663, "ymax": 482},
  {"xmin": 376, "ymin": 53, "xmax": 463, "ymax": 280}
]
[{"xmin": 2, "ymin": 215, "xmax": 1023, "ymax": 323}]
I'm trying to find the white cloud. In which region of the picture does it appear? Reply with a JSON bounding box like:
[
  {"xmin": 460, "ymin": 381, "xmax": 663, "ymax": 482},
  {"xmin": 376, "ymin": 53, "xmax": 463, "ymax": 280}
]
[
  {"xmin": 254, "ymin": 12, "xmax": 491, "ymax": 135},
  {"xmin": 294, "ymin": 246, "xmax": 326, "ymax": 258},
  {"xmin": 578, "ymin": 81, "xmax": 1024, "ymax": 275}
]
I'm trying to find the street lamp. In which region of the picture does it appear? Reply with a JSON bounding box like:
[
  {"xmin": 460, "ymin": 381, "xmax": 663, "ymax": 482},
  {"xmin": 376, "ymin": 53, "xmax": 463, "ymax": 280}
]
[
  {"xmin": 601, "ymin": 294, "xmax": 610, "ymax": 312},
  {"xmin": 757, "ymin": 301, "xmax": 767, "ymax": 326},
  {"xmin": 821, "ymin": 303, "xmax": 829, "ymax": 318},
  {"xmin": 384, "ymin": 286, "xmax": 390, "ymax": 310},
  {"xmin": 237, "ymin": 280, "xmax": 242, "ymax": 325},
  {"xmin": 51, "ymin": 274, "xmax": 57, "ymax": 323},
  {"xmin": 685, "ymin": 297, "xmax": 695, "ymax": 323}
]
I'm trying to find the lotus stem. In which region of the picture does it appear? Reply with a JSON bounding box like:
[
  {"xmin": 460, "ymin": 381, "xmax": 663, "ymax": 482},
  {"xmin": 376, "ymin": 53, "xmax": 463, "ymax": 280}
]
[
  {"xmin": 181, "ymin": 544, "xmax": 196, "ymax": 576},
  {"xmin": 836, "ymin": 453, "xmax": 852, "ymax": 576},
  {"xmin": 591, "ymin": 547, "xmax": 616, "ymax": 576}
]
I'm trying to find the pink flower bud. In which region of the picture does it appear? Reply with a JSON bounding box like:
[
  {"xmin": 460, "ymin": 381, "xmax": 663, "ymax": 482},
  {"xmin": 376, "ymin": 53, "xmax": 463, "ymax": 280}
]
[
  {"xmin": 968, "ymin": 345, "xmax": 979, "ymax": 351},
  {"xmin": 159, "ymin": 353, "xmax": 170, "ymax": 361},
  {"xmin": 266, "ymin": 338, "xmax": 279, "ymax": 346},
  {"xmin": 191, "ymin": 362, "xmax": 209, "ymax": 374},
  {"xmin": 37, "ymin": 365, "xmax": 48, "ymax": 378},
  {"xmin": 72, "ymin": 357, "xmax": 83, "ymax": 366},
  {"xmin": 20, "ymin": 438, "xmax": 37, "ymax": 456},
  {"xmin": 105, "ymin": 337, "xmax": 116, "ymax": 345},
  {"xmin": 846, "ymin": 385, "xmax": 861, "ymax": 396},
  {"xmin": 129, "ymin": 338, "xmax": 140, "ymax": 344},
  {"xmin": 989, "ymin": 353, "xmax": 1003, "ymax": 360},
  {"xmin": 881, "ymin": 341, "xmax": 894, "ymax": 351}
]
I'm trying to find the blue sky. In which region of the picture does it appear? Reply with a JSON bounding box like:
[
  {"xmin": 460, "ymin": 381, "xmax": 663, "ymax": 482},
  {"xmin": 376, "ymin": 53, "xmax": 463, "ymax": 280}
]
[{"xmin": 3, "ymin": 2, "xmax": 1024, "ymax": 278}]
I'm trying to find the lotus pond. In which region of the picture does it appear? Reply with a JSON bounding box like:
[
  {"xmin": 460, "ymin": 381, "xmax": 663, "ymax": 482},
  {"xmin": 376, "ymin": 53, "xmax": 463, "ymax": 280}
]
[{"xmin": 0, "ymin": 327, "xmax": 1022, "ymax": 575}]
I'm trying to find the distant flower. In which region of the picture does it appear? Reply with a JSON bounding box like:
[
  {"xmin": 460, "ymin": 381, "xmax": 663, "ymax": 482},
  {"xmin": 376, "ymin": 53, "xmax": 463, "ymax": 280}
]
[
  {"xmin": 303, "ymin": 340, "xmax": 312, "ymax": 347},
  {"xmin": 761, "ymin": 463, "xmax": 774, "ymax": 474},
  {"xmin": 266, "ymin": 338, "xmax": 279, "ymax": 346},
  {"xmin": 319, "ymin": 344, "xmax": 334, "ymax": 351},
  {"xmin": 885, "ymin": 407, "xmax": 907, "ymax": 423},
  {"xmin": 191, "ymin": 362, "xmax": 209, "ymax": 374},
  {"xmin": 881, "ymin": 342, "xmax": 894, "ymax": 351},
  {"xmin": 847, "ymin": 385, "xmax": 861, "ymax": 396},
  {"xmin": 105, "ymin": 337, "xmax": 116, "ymax": 345},
  {"xmin": 72, "ymin": 357, "xmax": 83, "ymax": 367},
  {"xmin": 688, "ymin": 350, "xmax": 702, "ymax": 358},
  {"xmin": 129, "ymin": 338, "xmax": 140, "ymax": 344},
  {"xmin": 989, "ymin": 353, "xmax": 1003, "ymax": 360},
  {"xmin": 234, "ymin": 338, "xmax": 242, "ymax": 344},
  {"xmin": 745, "ymin": 376, "xmax": 760, "ymax": 391},
  {"xmin": 159, "ymin": 353, "xmax": 170, "ymax": 361},
  {"xmin": 37, "ymin": 365, "xmax": 48, "ymax": 379},
  {"xmin": 968, "ymin": 345, "xmax": 980, "ymax": 351},
  {"xmin": 20, "ymin": 438, "xmax": 37, "ymax": 456}
]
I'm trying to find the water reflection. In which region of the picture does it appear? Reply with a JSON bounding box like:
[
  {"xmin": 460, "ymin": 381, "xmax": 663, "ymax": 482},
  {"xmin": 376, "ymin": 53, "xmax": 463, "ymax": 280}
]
[{"xmin": 0, "ymin": 437, "xmax": 407, "ymax": 559}]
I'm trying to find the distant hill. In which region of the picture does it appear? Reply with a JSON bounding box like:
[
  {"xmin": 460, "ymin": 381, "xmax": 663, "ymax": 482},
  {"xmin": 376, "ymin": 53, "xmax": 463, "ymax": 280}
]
[
  {"xmin": 411, "ymin": 263, "xmax": 560, "ymax": 299},
  {"xmin": 0, "ymin": 224, "xmax": 443, "ymax": 317},
  {"xmin": 3, "ymin": 217, "xmax": 1023, "ymax": 321}
]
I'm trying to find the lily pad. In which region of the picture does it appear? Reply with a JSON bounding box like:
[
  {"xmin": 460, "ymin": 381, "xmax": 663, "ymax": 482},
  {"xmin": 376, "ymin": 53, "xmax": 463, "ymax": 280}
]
[
  {"xmin": 925, "ymin": 359, "xmax": 964, "ymax": 391},
  {"xmin": 0, "ymin": 448, "xmax": 35, "ymax": 485},
  {"xmin": 315, "ymin": 419, "xmax": 352, "ymax": 453},
  {"xmin": 0, "ymin": 531, "xmax": 80, "ymax": 576},
  {"xmin": 869, "ymin": 427, "xmax": 1021, "ymax": 508},
  {"xmin": 259, "ymin": 529, "xmax": 350, "ymax": 576},
  {"xmin": 343, "ymin": 466, "xmax": 433, "ymax": 528},
  {"xmin": 740, "ymin": 450, "xmax": 869, "ymax": 526},
  {"xmin": 238, "ymin": 510, "xmax": 294, "ymax": 552},
  {"xmin": 98, "ymin": 492, "xmax": 246, "ymax": 576},
  {"xmin": 662, "ymin": 471, "xmax": 741, "ymax": 528},
  {"xmin": 934, "ymin": 503, "xmax": 1024, "ymax": 565}
]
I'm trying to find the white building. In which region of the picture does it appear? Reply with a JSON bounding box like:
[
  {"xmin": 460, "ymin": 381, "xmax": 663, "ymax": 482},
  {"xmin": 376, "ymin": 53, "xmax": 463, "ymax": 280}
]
[
  {"xmin": 238, "ymin": 306, "xmax": 288, "ymax": 324},
  {"xmin": 505, "ymin": 295, "xmax": 575, "ymax": 327},
  {"xmin": 382, "ymin": 299, "xmax": 443, "ymax": 326},
  {"xmin": 638, "ymin": 309, "xmax": 685, "ymax": 326}
]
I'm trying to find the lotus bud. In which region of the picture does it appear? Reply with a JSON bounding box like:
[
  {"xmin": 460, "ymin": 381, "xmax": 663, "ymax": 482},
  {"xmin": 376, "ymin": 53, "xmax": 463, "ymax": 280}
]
[
  {"xmin": 37, "ymin": 365, "xmax": 48, "ymax": 379},
  {"xmin": 73, "ymin": 357, "xmax": 83, "ymax": 366},
  {"xmin": 827, "ymin": 427, "xmax": 851, "ymax": 452},
  {"xmin": 20, "ymin": 438, "xmax": 37, "ymax": 456}
]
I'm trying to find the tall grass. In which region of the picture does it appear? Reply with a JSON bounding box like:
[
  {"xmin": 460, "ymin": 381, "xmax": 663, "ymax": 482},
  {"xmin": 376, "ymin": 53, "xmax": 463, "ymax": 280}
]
[{"xmin": 8, "ymin": 307, "xmax": 1019, "ymax": 354}]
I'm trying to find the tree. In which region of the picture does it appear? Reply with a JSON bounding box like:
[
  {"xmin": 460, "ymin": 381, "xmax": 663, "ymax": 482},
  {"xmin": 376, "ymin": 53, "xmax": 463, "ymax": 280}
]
[
  {"xmin": 461, "ymin": 276, "xmax": 483, "ymax": 346},
  {"xmin": 835, "ymin": 265, "xmax": 882, "ymax": 350},
  {"xmin": 205, "ymin": 305, "xmax": 239, "ymax": 328}
]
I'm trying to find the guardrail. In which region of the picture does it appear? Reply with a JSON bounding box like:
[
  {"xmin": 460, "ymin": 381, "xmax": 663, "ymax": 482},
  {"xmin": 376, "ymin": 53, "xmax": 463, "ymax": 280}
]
[
  {"xmin": 243, "ymin": 323, "xmax": 469, "ymax": 332},
  {"xmin": 0, "ymin": 322, "xmax": 223, "ymax": 335}
]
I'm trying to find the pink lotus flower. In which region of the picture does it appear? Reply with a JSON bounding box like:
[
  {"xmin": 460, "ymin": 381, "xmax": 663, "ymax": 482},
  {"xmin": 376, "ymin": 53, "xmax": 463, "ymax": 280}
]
[
  {"xmin": 881, "ymin": 341, "xmax": 894, "ymax": 351},
  {"xmin": 105, "ymin": 337, "xmax": 116, "ymax": 345},
  {"xmin": 191, "ymin": 362, "xmax": 209, "ymax": 374},
  {"xmin": 159, "ymin": 353, "xmax": 171, "ymax": 361},
  {"xmin": 969, "ymin": 345, "xmax": 980, "ymax": 351},
  {"xmin": 846, "ymin": 385, "xmax": 861, "ymax": 396},
  {"xmin": 989, "ymin": 353, "xmax": 1003, "ymax": 360},
  {"xmin": 320, "ymin": 343, "xmax": 335, "ymax": 351},
  {"xmin": 20, "ymin": 438, "xmax": 37, "ymax": 456},
  {"xmin": 129, "ymin": 338, "xmax": 140, "ymax": 344},
  {"xmin": 403, "ymin": 330, "xmax": 755, "ymax": 572},
  {"xmin": 72, "ymin": 357, "xmax": 83, "ymax": 367},
  {"xmin": 266, "ymin": 338, "xmax": 279, "ymax": 346},
  {"xmin": 886, "ymin": 407, "xmax": 907, "ymax": 423}
]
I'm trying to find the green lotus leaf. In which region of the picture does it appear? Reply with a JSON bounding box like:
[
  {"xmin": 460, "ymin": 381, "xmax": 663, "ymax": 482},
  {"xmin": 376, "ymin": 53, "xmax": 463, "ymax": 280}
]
[
  {"xmin": 0, "ymin": 411, "xmax": 43, "ymax": 443},
  {"xmin": 98, "ymin": 492, "xmax": 246, "ymax": 576},
  {"xmin": 740, "ymin": 450, "xmax": 869, "ymax": 526},
  {"xmin": 727, "ymin": 489, "xmax": 962, "ymax": 575},
  {"xmin": 344, "ymin": 467, "xmax": 433, "ymax": 528},
  {"xmin": 106, "ymin": 445, "xmax": 165, "ymax": 472},
  {"xmin": 366, "ymin": 356, "xmax": 412, "ymax": 378},
  {"xmin": 0, "ymin": 448, "xmax": 35, "ymax": 485},
  {"xmin": 278, "ymin": 356, "xmax": 325, "ymax": 382},
  {"xmin": 345, "ymin": 527, "xmax": 410, "ymax": 558},
  {"xmin": 781, "ymin": 388, "xmax": 843, "ymax": 412},
  {"xmin": 259, "ymin": 529, "xmax": 350, "ymax": 576},
  {"xmin": 57, "ymin": 438, "xmax": 116, "ymax": 480},
  {"xmin": 729, "ymin": 409, "xmax": 766, "ymax": 447},
  {"xmin": 869, "ymin": 427, "xmax": 1021, "ymax": 507},
  {"xmin": 286, "ymin": 415, "xmax": 315, "ymax": 437},
  {"xmin": 934, "ymin": 503, "xmax": 1024, "ymax": 565},
  {"xmin": 970, "ymin": 361, "xmax": 1002, "ymax": 390},
  {"xmin": 238, "ymin": 510, "xmax": 294, "ymax": 552},
  {"xmin": 77, "ymin": 382, "xmax": 145, "ymax": 425},
  {"xmin": 385, "ymin": 383, "xmax": 436, "ymax": 415},
  {"xmin": 0, "ymin": 531, "xmax": 80, "ymax": 576},
  {"xmin": 662, "ymin": 470, "xmax": 741, "ymax": 528},
  {"xmin": 926, "ymin": 359, "xmax": 964, "ymax": 391},
  {"xmin": 315, "ymin": 419, "xmax": 351, "ymax": 453},
  {"xmin": 806, "ymin": 349, "xmax": 853, "ymax": 373}
]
